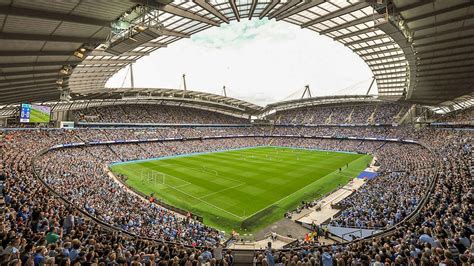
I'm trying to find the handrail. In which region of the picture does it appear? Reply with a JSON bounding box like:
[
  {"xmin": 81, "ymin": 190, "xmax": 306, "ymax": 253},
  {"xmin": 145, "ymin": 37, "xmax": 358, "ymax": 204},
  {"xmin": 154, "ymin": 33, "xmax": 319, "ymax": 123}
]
[
  {"xmin": 107, "ymin": 167, "xmax": 204, "ymax": 222},
  {"xmin": 31, "ymin": 149, "xmax": 180, "ymax": 247},
  {"xmin": 31, "ymin": 134, "xmax": 439, "ymax": 252}
]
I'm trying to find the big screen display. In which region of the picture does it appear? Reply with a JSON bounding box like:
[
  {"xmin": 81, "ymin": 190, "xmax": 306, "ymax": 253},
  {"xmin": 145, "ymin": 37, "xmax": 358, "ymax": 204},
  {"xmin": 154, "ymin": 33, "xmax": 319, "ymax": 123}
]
[{"xmin": 20, "ymin": 104, "xmax": 51, "ymax": 123}]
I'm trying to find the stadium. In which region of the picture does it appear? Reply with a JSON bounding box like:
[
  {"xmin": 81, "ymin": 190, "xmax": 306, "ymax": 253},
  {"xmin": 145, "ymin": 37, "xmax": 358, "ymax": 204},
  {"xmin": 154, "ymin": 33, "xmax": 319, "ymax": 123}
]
[{"xmin": 0, "ymin": 0, "xmax": 472, "ymax": 265}]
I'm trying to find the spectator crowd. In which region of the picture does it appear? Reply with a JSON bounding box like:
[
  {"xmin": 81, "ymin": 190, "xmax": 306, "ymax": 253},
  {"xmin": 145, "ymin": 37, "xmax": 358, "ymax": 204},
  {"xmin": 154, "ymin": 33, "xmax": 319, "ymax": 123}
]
[
  {"xmin": 72, "ymin": 105, "xmax": 249, "ymax": 125},
  {"xmin": 276, "ymin": 102, "xmax": 411, "ymax": 125},
  {"xmin": 0, "ymin": 106, "xmax": 472, "ymax": 265}
]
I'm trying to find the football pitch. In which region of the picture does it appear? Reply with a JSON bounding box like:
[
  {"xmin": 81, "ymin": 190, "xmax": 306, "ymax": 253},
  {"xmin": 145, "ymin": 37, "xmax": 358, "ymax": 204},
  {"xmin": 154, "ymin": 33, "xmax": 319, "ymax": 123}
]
[
  {"xmin": 110, "ymin": 146, "xmax": 372, "ymax": 234},
  {"xmin": 29, "ymin": 108, "xmax": 50, "ymax": 122}
]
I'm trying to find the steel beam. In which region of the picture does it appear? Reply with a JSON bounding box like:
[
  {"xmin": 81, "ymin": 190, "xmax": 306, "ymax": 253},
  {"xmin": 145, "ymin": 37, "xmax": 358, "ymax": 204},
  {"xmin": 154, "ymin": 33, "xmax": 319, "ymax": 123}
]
[
  {"xmin": 0, "ymin": 32, "xmax": 103, "ymax": 44},
  {"xmin": 138, "ymin": 1, "xmax": 221, "ymax": 26},
  {"xmin": 0, "ymin": 81, "xmax": 56, "ymax": 91},
  {"xmin": 373, "ymin": 70, "xmax": 407, "ymax": 76},
  {"xmin": 415, "ymin": 81, "xmax": 473, "ymax": 88},
  {"xmin": 411, "ymin": 88, "xmax": 472, "ymax": 95},
  {"xmin": 410, "ymin": 14, "xmax": 473, "ymax": 31},
  {"xmin": 89, "ymin": 50, "xmax": 147, "ymax": 56},
  {"xmin": 276, "ymin": 0, "xmax": 324, "ymax": 20},
  {"xmin": 344, "ymin": 34, "xmax": 388, "ymax": 47},
  {"xmin": 229, "ymin": 0, "xmax": 240, "ymax": 21},
  {"xmin": 416, "ymin": 63, "xmax": 474, "ymax": 73},
  {"xmin": 0, "ymin": 81, "xmax": 59, "ymax": 92},
  {"xmin": 368, "ymin": 59, "xmax": 406, "ymax": 68},
  {"xmin": 334, "ymin": 27, "xmax": 378, "ymax": 41},
  {"xmin": 140, "ymin": 42, "xmax": 168, "ymax": 48},
  {"xmin": 358, "ymin": 47, "xmax": 401, "ymax": 57},
  {"xmin": 364, "ymin": 54, "xmax": 406, "ymax": 63},
  {"xmin": 352, "ymin": 41, "xmax": 394, "ymax": 52},
  {"xmin": 0, "ymin": 75, "xmax": 59, "ymax": 85},
  {"xmin": 81, "ymin": 59, "xmax": 134, "ymax": 65},
  {"xmin": 319, "ymin": 14, "xmax": 384, "ymax": 34},
  {"xmin": 0, "ymin": 61, "xmax": 80, "ymax": 68},
  {"xmin": 414, "ymin": 34, "xmax": 474, "ymax": 48},
  {"xmin": 69, "ymin": 76, "xmax": 110, "ymax": 82},
  {"xmin": 413, "ymin": 24, "xmax": 474, "ymax": 41},
  {"xmin": 375, "ymin": 76, "xmax": 408, "ymax": 81},
  {"xmin": 373, "ymin": 64, "xmax": 408, "ymax": 71},
  {"xmin": 160, "ymin": 28, "xmax": 190, "ymax": 38},
  {"xmin": 259, "ymin": 0, "xmax": 280, "ymax": 19},
  {"xmin": 74, "ymin": 81, "xmax": 113, "ymax": 89},
  {"xmin": 419, "ymin": 50, "xmax": 474, "ymax": 61},
  {"xmin": 404, "ymin": 2, "xmax": 474, "ymax": 23},
  {"xmin": 396, "ymin": 0, "xmax": 436, "ymax": 13},
  {"xmin": 415, "ymin": 43, "xmax": 474, "ymax": 55},
  {"xmin": 69, "ymin": 74, "xmax": 111, "ymax": 80},
  {"xmin": 302, "ymin": 2, "xmax": 369, "ymax": 28},
  {"xmin": 70, "ymin": 72, "xmax": 114, "ymax": 78},
  {"xmin": 72, "ymin": 67, "xmax": 122, "ymax": 73},
  {"xmin": 376, "ymin": 76, "xmax": 408, "ymax": 82},
  {"xmin": 413, "ymin": 25, "xmax": 474, "ymax": 42},
  {"xmin": 417, "ymin": 57, "xmax": 474, "ymax": 67},
  {"xmin": 69, "ymin": 82, "xmax": 109, "ymax": 88},
  {"xmin": 69, "ymin": 82, "xmax": 106, "ymax": 88},
  {"xmin": 417, "ymin": 77, "xmax": 474, "ymax": 84},
  {"xmin": 376, "ymin": 85, "xmax": 405, "ymax": 90},
  {"xmin": 0, "ymin": 88, "xmax": 59, "ymax": 98},
  {"xmin": 376, "ymin": 80, "xmax": 407, "ymax": 86},
  {"xmin": 416, "ymin": 69, "xmax": 474, "ymax": 78},
  {"xmin": 193, "ymin": 0, "xmax": 230, "ymax": 24},
  {"xmin": 0, "ymin": 94, "xmax": 58, "ymax": 105},
  {"xmin": 0, "ymin": 50, "xmax": 74, "ymax": 57},
  {"xmin": 0, "ymin": 69, "xmax": 65, "ymax": 77},
  {"xmin": 374, "ymin": 69, "xmax": 409, "ymax": 76},
  {"xmin": 248, "ymin": 0, "xmax": 258, "ymax": 19},
  {"xmin": 68, "ymin": 81, "xmax": 107, "ymax": 87},
  {"xmin": 268, "ymin": 0, "xmax": 302, "ymax": 19},
  {"xmin": 0, "ymin": 5, "xmax": 110, "ymax": 27}
]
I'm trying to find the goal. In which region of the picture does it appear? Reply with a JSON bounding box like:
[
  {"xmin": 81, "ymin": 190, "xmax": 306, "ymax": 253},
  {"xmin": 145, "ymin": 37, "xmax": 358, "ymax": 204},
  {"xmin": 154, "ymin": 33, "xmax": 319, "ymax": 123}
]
[{"xmin": 140, "ymin": 170, "xmax": 166, "ymax": 185}]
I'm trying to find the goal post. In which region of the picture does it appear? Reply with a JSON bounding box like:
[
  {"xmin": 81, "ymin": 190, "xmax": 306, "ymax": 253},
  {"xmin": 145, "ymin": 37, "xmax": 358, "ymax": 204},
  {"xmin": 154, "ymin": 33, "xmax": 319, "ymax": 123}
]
[
  {"xmin": 153, "ymin": 170, "xmax": 165, "ymax": 185},
  {"xmin": 140, "ymin": 170, "xmax": 166, "ymax": 185},
  {"xmin": 198, "ymin": 167, "xmax": 218, "ymax": 176}
]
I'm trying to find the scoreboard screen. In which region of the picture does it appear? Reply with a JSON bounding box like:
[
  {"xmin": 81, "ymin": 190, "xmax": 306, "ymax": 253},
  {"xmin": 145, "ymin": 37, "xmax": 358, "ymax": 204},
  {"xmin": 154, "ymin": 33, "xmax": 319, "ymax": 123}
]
[{"xmin": 20, "ymin": 104, "xmax": 51, "ymax": 123}]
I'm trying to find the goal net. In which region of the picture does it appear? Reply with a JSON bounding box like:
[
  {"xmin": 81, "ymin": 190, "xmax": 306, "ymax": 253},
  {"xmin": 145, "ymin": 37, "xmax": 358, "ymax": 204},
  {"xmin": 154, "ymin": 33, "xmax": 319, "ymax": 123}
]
[{"xmin": 140, "ymin": 170, "xmax": 166, "ymax": 185}]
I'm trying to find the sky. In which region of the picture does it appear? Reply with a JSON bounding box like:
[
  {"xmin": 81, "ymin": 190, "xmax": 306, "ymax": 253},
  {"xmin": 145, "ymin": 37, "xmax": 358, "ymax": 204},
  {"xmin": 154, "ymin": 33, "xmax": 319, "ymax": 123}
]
[{"xmin": 106, "ymin": 18, "xmax": 375, "ymax": 106}]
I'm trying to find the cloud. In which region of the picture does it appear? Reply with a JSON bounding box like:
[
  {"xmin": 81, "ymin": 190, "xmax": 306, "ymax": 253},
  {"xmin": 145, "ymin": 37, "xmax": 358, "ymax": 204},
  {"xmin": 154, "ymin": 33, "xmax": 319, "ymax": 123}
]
[
  {"xmin": 192, "ymin": 19, "xmax": 273, "ymax": 49},
  {"xmin": 107, "ymin": 19, "xmax": 375, "ymax": 106}
]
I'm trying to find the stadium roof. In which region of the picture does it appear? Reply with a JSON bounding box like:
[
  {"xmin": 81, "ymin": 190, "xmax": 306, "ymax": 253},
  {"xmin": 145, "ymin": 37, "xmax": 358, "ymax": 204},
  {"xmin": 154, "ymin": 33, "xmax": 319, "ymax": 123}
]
[
  {"xmin": 262, "ymin": 94, "xmax": 382, "ymax": 114},
  {"xmin": 71, "ymin": 87, "xmax": 263, "ymax": 113},
  {"xmin": 0, "ymin": 87, "xmax": 262, "ymax": 118},
  {"xmin": 0, "ymin": 0, "xmax": 473, "ymax": 109}
]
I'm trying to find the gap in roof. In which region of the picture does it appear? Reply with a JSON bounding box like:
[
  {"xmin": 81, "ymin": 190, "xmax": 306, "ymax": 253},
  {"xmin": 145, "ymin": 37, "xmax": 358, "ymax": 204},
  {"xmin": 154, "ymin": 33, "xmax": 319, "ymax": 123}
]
[{"xmin": 106, "ymin": 18, "xmax": 376, "ymax": 105}]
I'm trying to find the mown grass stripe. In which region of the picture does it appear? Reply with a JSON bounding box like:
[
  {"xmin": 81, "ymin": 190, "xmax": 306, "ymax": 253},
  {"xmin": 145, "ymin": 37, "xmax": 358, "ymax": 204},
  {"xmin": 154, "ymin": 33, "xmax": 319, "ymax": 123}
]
[{"xmin": 110, "ymin": 146, "xmax": 372, "ymax": 233}]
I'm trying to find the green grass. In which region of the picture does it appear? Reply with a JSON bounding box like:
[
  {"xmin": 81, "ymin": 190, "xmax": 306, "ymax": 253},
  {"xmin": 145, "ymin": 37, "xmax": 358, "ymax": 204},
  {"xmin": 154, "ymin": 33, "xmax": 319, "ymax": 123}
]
[
  {"xmin": 29, "ymin": 108, "xmax": 50, "ymax": 123},
  {"xmin": 110, "ymin": 146, "xmax": 372, "ymax": 234}
]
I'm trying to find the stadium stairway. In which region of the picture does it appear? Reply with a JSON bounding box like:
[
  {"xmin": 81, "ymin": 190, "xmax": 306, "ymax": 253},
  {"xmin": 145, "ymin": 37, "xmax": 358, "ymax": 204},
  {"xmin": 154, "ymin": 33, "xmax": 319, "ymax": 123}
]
[
  {"xmin": 355, "ymin": 140, "xmax": 364, "ymax": 149},
  {"xmin": 106, "ymin": 145, "xmax": 122, "ymax": 161},
  {"xmin": 375, "ymin": 141, "xmax": 388, "ymax": 151},
  {"xmin": 345, "ymin": 107, "xmax": 354, "ymax": 123},
  {"xmin": 136, "ymin": 143, "xmax": 151, "ymax": 156},
  {"xmin": 275, "ymin": 114, "xmax": 282, "ymax": 124},
  {"xmin": 397, "ymin": 104, "xmax": 415, "ymax": 124},
  {"xmin": 267, "ymin": 126, "xmax": 276, "ymax": 145},
  {"xmin": 325, "ymin": 112, "xmax": 332, "ymax": 124},
  {"xmin": 367, "ymin": 105, "xmax": 377, "ymax": 124}
]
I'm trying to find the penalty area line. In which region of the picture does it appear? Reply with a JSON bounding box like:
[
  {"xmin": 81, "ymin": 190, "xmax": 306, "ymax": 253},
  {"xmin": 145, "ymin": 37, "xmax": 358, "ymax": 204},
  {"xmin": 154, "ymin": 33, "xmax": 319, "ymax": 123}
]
[
  {"xmin": 239, "ymin": 162, "xmax": 360, "ymax": 220},
  {"xmin": 198, "ymin": 182, "xmax": 246, "ymax": 200},
  {"xmin": 145, "ymin": 165, "xmax": 245, "ymax": 219},
  {"xmin": 163, "ymin": 182, "xmax": 245, "ymax": 220}
]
